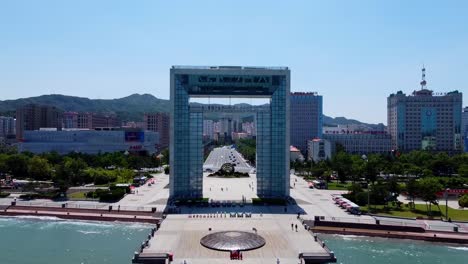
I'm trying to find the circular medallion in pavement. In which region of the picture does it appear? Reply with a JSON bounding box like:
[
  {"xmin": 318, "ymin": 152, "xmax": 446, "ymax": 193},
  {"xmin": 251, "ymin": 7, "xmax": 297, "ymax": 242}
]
[{"xmin": 200, "ymin": 231, "xmax": 266, "ymax": 251}]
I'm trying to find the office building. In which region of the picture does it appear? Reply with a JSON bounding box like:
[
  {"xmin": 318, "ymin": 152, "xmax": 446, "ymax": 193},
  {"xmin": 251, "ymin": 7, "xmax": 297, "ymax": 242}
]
[
  {"xmin": 16, "ymin": 104, "xmax": 63, "ymax": 140},
  {"xmin": 144, "ymin": 113, "xmax": 170, "ymax": 150},
  {"xmin": 63, "ymin": 112, "xmax": 119, "ymax": 129},
  {"xmin": 18, "ymin": 129, "xmax": 158, "ymax": 155},
  {"xmin": 0, "ymin": 116, "xmax": 16, "ymax": 138},
  {"xmin": 387, "ymin": 84, "xmax": 463, "ymax": 153},
  {"xmin": 77, "ymin": 112, "xmax": 119, "ymax": 129},
  {"xmin": 323, "ymin": 132, "xmax": 392, "ymax": 154},
  {"xmin": 63, "ymin": 112, "xmax": 79, "ymax": 129},
  {"xmin": 307, "ymin": 138, "xmax": 332, "ymax": 162},
  {"xmin": 290, "ymin": 92, "xmax": 323, "ymax": 154},
  {"xmin": 463, "ymin": 106, "xmax": 468, "ymax": 152},
  {"xmin": 170, "ymin": 66, "xmax": 290, "ymax": 198}
]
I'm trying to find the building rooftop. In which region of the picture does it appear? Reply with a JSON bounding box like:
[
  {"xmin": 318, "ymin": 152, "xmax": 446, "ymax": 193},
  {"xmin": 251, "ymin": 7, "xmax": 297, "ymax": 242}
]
[
  {"xmin": 290, "ymin": 146, "xmax": 301, "ymax": 152},
  {"xmin": 172, "ymin": 65, "xmax": 288, "ymax": 70}
]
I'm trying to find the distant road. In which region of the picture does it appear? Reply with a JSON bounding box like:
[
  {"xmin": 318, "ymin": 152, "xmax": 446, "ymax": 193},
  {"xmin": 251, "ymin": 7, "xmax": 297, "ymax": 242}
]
[{"xmin": 203, "ymin": 146, "xmax": 252, "ymax": 173}]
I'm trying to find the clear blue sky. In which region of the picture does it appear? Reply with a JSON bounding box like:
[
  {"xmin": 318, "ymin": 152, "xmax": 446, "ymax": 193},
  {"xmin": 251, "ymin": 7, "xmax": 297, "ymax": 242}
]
[{"xmin": 1, "ymin": 0, "xmax": 467, "ymax": 124}]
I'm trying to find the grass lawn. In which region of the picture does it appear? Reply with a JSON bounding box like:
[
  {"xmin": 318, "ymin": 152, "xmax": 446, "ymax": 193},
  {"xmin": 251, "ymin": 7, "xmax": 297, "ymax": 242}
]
[
  {"xmin": 68, "ymin": 191, "xmax": 87, "ymax": 199},
  {"xmin": 327, "ymin": 182, "xmax": 352, "ymax": 190},
  {"xmin": 362, "ymin": 203, "xmax": 468, "ymax": 221}
]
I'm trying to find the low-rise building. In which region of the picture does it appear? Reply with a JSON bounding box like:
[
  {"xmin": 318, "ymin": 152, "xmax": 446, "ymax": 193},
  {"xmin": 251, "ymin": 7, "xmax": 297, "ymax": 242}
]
[
  {"xmin": 18, "ymin": 129, "xmax": 159, "ymax": 155},
  {"xmin": 323, "ymin": 132, "xmax": 392, "ymax": 155},
  {"xmin": 232, "ymin": 132, "xmax": 249, "ymax": 141},
  {"xmin": 307, "ymin": 138, "xmax": 332, "ymax": 162},
  {"xmin": 290, "ymin": 146, "xmax": 305, "ymax": 162}
]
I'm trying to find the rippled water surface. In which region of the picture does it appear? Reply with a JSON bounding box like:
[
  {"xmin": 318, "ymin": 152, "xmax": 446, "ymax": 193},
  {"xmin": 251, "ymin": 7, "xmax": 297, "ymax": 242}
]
[
  {"xmin": 320, "ymin": 234, "xmax": 467, "ymax": 264},
  {"xmin": 0, "ymin": 217, "xmax": 151, "ymax": 264},
  {"xmin": 0, "ymin": 217, "xmax": 466, "ymax": 264}
]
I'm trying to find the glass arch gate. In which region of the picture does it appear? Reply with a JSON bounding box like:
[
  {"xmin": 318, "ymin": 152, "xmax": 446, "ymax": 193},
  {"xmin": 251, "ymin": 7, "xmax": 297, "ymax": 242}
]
[{"xmin": 169, "ymin": 66, "xmax": 290, "ymax": 198}]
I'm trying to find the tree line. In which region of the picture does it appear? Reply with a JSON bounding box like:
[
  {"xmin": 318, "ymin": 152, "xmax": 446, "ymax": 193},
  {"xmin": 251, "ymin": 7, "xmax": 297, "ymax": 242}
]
[
  {"xmin": 0, "ymin": 150, "xmax": 165, "ymax": 190},
  {"xmin": 293, "ymin": 150, "xmax": 468, "ymax": 183}
]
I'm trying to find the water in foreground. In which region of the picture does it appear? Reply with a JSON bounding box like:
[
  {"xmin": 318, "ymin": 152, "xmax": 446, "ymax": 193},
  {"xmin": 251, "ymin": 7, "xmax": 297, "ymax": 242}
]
[
  {"xmin": 0, "ymin": 217, "xmax": 466, "ymax": 264},
  {"xmin": 320, "ymin": 234, "xmax": 467, "ymax": 264},
  {"xmin": 0, "ymin": 216, "xmax": 151, "ymax": 264}
]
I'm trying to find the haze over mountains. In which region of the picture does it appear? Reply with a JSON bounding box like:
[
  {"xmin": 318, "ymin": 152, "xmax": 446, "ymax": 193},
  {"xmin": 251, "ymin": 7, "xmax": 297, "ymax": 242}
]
[{"xmin": 0, "ymin": 94, "xmax": 384, "ymax": 127}]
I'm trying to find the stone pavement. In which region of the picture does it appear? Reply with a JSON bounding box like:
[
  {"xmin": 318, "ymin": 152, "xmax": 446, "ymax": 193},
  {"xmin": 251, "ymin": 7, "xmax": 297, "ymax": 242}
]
[{"xmin": 141, "ymin": 214, "xmax": 334, "ymax": 264}]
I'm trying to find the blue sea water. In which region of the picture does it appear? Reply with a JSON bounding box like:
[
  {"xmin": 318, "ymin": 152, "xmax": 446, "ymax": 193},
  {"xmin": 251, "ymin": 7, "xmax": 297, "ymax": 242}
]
[
  {"xmin": 0, "ymin": 216, "xmax": 151, "ymax": 264},
  {"xmin": 320, "ymin": 234, "xmax": 467, "ymax": 264},
  {"xmin": 0, "ymin": 217, "xmax": 466, "ymax": 264}
]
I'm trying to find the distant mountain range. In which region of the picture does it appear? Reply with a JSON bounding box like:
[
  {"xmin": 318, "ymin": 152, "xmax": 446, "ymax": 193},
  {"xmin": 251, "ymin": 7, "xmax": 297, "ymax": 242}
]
[{"xmin": 0, "ymin": 93, "xmax": 384, "ymax": 128}]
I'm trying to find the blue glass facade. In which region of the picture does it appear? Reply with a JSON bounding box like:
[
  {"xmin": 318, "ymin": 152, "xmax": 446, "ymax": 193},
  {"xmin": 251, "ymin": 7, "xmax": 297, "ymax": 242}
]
[
  {"xmin": 170, "ymin": 66, "xmax": 290, "ymax": 198},
  {"xmin": 290, "ymin": 93, "xmax": 323, "ymax": 154}
]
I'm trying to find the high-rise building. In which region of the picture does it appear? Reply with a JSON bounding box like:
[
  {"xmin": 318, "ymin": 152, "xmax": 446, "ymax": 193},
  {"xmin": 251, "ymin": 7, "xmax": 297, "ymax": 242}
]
[
  {"xmin": 203, "ymin": 119, "xmax": 214, "ymax": 139},
  {"xmin": 63, "ymin": 112, "xmax": 119, "ymax": 129},
  {"xmin": 77, "ymin": 113, "xmax": 119, "ymax": 129},
  {"xmin": 63, "ymin": 112, "xmax": 79, "ymax": 129},
  {"xmin": 242, "ymin": 121, "xmax": 256, "ymax": 136},
  {"xmin": 144, "ymin": 113, "xmax": 170, "ymax": 150},
  {"xmin": 387, "ymin": 69, "xmax": 463, "ymax": 153},
  {"xmin": 0, "ymin": 116, "xmax": 16, "ymax": 137},
  {"xmin": 290, "ymin": 92, "xmax": 323, "ymax": 154},
  {"xmin": 462, "ymin": 106, "xmax": 468, "ymax": 152},
  {"xmin": 16, "ymin": 104, "xmax": 63, "ymax": 140}
]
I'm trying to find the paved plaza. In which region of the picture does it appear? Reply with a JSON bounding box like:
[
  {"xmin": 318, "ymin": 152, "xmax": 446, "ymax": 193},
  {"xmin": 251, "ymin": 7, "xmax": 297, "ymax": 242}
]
[{"xmin": 140, "ymin": 214, "xmax": 333, "ymax": 264}]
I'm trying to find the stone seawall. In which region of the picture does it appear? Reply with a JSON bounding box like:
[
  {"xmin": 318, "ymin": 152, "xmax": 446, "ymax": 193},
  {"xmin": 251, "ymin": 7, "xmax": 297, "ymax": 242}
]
[{"xmin": 0, "ymin": 205, "xmax": 161, "ymax": 224}]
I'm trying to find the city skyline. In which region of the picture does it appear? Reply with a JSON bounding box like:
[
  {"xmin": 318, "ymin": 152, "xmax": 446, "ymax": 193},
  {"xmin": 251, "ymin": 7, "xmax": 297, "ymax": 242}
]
[{"xmin": 1, "ymin": 1, "xmax": 467, "ymax": 124}]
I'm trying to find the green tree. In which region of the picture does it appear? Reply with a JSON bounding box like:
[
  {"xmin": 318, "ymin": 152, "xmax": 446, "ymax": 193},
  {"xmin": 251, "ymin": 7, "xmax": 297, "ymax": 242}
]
[
  {"xmin": 386, "ymin": 177, "xmax": 401, "ymax": 203},
  {"xmin": 418, "ymin": 178, "xmax": 442, "ymax": 215},
  {"xmin": 369, "ymin": 181, "xmax": 389, "ymax": 205},
  {"xmin": 350, "ymin": 156, "xmax": 365, "ymax": 183},
  {"xmin": 160, "ymin": 148, "xmax": 169, "ymax": 165},
  {"xmin": 6, "ymin": 154, "xmax": 29, "ymax": 178},
  {"xmin": 458, "ymin": 164, "xmax": 468, "ymax": 178},
  {"xmin": 406, "ymin": 178, "xmax": 419, "ymax": 210},
  {"xmin": 28, "ymin": 156, "xmax": 52, "ymax": 181},
  {"xmin": 54, "ymin": 157, "xmax": 89, "ymax": 186},
  {"xmin": 332, "ymin": 152, "xmax": 352, "ymax": 183}
]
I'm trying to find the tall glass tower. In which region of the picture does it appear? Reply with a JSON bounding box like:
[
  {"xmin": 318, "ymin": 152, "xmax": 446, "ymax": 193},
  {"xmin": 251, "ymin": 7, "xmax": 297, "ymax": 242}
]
[{"xmin": 170, "ymin": 66, "xmax": 290, "ymax": 198}]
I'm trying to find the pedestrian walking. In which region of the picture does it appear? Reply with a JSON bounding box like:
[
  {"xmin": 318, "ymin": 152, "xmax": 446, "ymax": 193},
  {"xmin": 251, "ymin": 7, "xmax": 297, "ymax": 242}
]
[
  {"xmin": 295, "ymin": 224, "xmax": 298, "ymax": 232},
  {"xmin": 291, "ymin": 223, "xmax": 294, "ymax": 230}
]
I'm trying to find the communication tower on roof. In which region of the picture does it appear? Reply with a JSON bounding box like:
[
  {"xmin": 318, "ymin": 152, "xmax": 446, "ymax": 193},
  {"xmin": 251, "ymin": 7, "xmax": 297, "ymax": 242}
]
[{"xmin": 420, "ymin": 66, "xmax": 427, "ymax": 89}]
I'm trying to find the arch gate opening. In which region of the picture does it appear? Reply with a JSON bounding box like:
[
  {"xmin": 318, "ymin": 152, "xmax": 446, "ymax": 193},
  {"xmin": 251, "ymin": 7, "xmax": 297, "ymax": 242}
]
[{"xmin": 170, "ymin": 66, "xmax": 290, "ymax": 199}]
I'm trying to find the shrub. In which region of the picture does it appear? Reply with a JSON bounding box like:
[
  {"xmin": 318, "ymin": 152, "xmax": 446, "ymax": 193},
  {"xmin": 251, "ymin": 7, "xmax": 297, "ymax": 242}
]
[
  {"xmin": 459, "ymin": 194, "xmax": 468, "ymax": 208},
  {"xmin": 0, "ymin": 192, "xmax": 11, "ymax": 198},
  {"xmin": 252, "ymin": 198, "xmax": 287, "ymax": 205},
  {"xmin": 98, "ymin": 189, "xmax": 125, "ymax": 202}
]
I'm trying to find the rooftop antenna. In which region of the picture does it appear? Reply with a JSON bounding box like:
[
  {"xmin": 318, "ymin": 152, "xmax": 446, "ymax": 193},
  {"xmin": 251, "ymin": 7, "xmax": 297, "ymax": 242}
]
[{"xmin": 420, "ymin": 65, "xmax": 427, "ymax": 90}]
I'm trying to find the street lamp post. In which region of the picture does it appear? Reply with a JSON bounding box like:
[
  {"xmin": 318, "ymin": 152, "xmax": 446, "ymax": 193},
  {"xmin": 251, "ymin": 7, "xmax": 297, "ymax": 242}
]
[
  {"xmin": 445, "ymin": 188, "xmax": 450, "ymax": 221},
  {"xmin": 361, "ymin": 154, "xmax": 369, "ymax": 213}
]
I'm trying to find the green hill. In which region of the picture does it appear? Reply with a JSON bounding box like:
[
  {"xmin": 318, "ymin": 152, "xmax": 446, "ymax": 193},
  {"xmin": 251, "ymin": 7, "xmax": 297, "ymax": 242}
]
[
  {"xmin": 0, "ymin": 93, "xmax": 383, "ymax": 128},
  {"xmin": 0, "ymin": 94, "xmax": 170, "ymax": 121}
]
